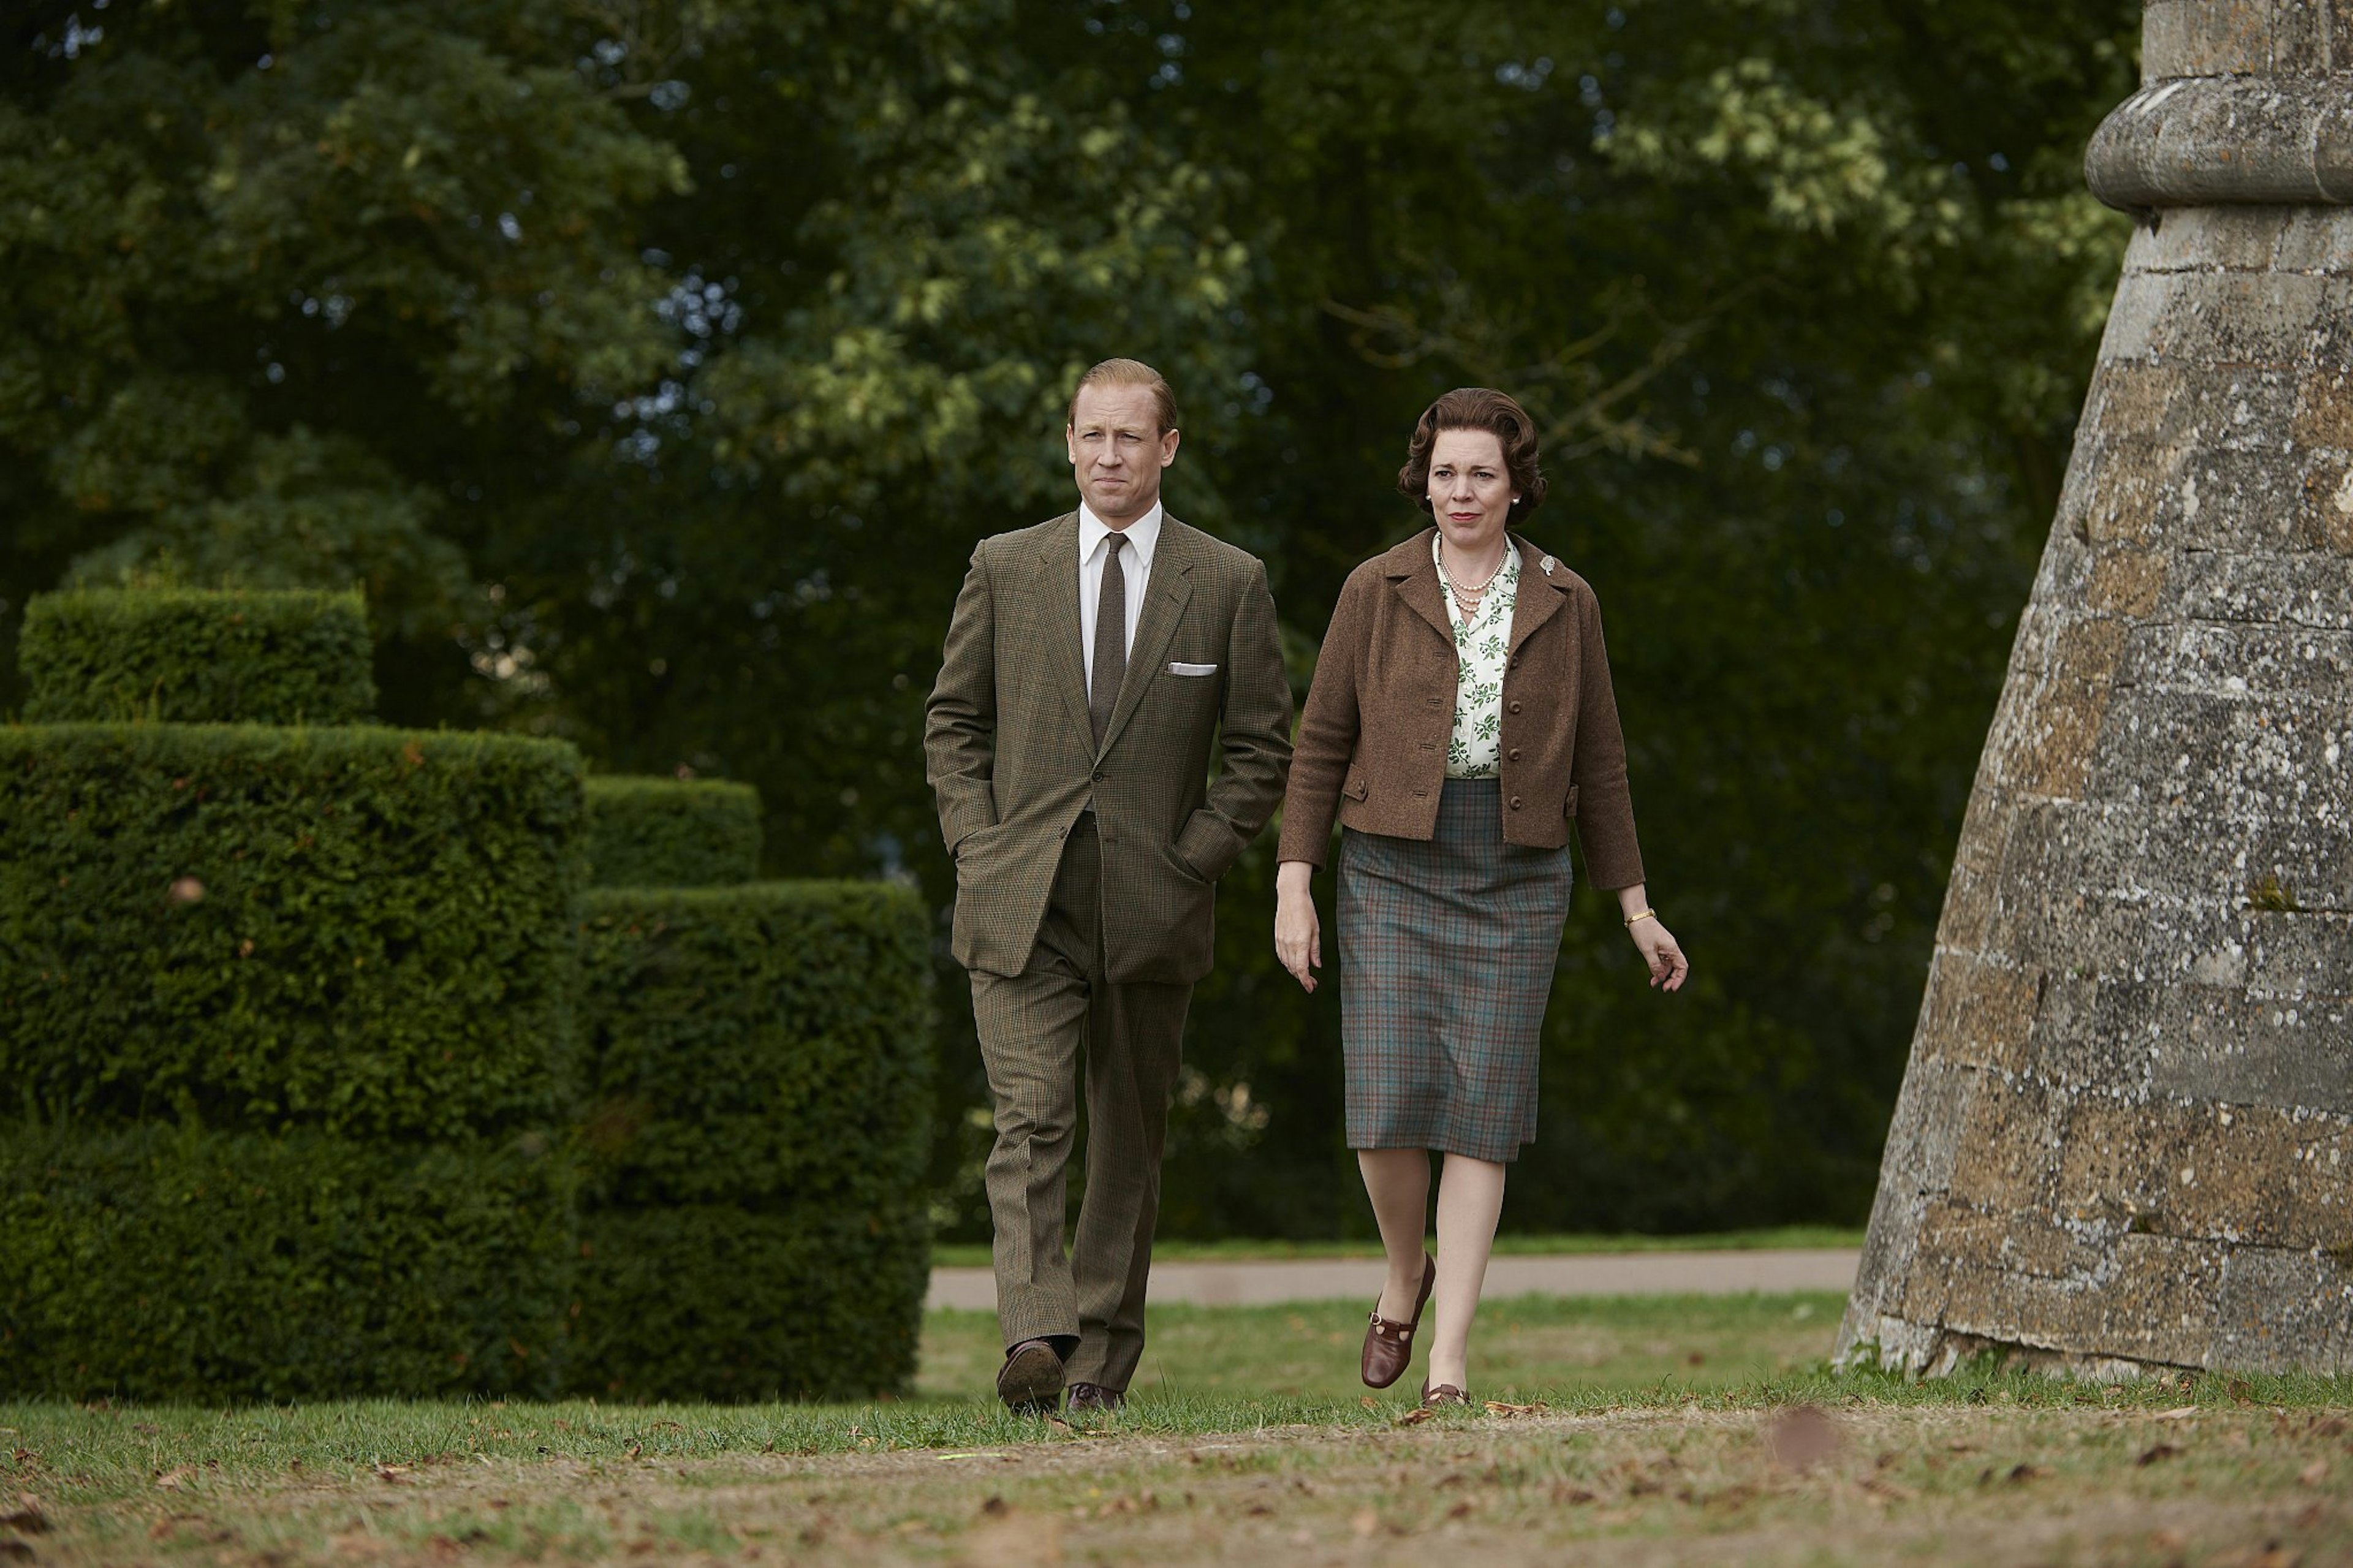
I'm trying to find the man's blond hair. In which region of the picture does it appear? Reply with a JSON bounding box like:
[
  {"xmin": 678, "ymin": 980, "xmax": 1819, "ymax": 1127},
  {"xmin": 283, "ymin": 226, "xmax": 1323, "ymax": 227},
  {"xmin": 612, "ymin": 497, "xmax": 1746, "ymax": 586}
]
[{"xmin": 1066, "ymin": 358, "xmax": 1180, "ymax": 436}]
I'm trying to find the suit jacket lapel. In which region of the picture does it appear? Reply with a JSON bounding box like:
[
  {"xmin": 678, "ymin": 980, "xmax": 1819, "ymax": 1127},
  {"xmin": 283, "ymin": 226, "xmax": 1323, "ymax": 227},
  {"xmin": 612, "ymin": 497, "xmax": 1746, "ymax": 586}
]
[
  {"xmin": 1099, "ymin": 516, "xmax": 1195, "ymax": 756},
  {"xmin": 1506, "ymin": 534, "xmax": 1567, "ymax": 654},
  {"xmin": 1383, "ymin": 526, "xmax": 1453, "ymax": 647},
  {"xmin": 1033, "ymin": 513, "xmax": 1093, "ymax": 744}
]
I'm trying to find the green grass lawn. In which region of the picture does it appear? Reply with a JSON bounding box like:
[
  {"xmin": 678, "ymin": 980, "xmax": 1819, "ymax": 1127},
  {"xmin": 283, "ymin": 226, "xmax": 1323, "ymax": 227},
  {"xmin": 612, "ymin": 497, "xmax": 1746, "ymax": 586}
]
[
  {"xmin": 926, "ymin": 1225, "xmax": 1866, "ymax": 1268},
  {"xmin": 4, "ymin": 1292, "xmax": 2348, "ymax": 1566}
]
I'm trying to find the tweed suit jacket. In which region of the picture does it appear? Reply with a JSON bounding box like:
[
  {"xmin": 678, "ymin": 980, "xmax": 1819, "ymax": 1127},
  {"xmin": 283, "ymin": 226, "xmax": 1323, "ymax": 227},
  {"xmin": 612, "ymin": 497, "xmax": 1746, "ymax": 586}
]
[
  {"xmin": 925, "ymin": 511, "xmax": 1294, "ymax": 985},
  {"xmin": 1276, "ymin": 526, "xmax": 1645, "ymax": 888}
]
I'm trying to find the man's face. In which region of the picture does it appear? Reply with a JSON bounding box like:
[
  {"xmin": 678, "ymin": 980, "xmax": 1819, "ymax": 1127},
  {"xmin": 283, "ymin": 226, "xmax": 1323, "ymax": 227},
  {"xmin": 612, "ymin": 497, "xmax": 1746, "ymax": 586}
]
[{"xmin": 1067, "ymin": 382, "xmax": 1180, "ymax": 526}]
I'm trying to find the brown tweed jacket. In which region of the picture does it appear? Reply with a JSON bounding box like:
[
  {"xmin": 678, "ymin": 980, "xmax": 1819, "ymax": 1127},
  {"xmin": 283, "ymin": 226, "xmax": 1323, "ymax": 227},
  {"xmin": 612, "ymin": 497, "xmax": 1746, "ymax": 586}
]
[
  {"xmin": 1276, "ymin": 526, "xmax": 1645, "ymax": 888},
  {"xmin": 926, "ymin": 512, "xmax": 1294, "ymax": 984}
]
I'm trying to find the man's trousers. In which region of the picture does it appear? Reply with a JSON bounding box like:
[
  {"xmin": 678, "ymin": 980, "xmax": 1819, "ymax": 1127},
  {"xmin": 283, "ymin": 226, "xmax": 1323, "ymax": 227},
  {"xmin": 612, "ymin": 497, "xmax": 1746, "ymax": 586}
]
[{"xmin": 968, "ymin": 814, "xmax": 1191, "ymax": 1393}]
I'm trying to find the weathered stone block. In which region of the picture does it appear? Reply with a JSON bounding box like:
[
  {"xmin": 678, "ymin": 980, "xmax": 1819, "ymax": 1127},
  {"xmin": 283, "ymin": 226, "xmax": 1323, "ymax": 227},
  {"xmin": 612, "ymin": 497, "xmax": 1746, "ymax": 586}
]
[
  {"xmin": 2148, "ymin": 624, "xmax": 2353, "ymax": 702},
  {"xmin": 2141, "ymin": 0, "xmax": 2277, "ymax": 80},
  {"xmin": 2084, "ymin": 360, "xmax": 2186, "ymax": 439},
  {"xmin": 2246, "ymin": 911, "xmax": 2353, "ymax": 996},
  {"xmin": 2094, "ymin": 268, "xmax": 2180, "ymax": 362},
  {"xmin": 2150, "ymin": 987, "xmax": 2353, "ymax": 1113},
  {"xmin": 2243, "ymin": 816, "xmax": 2353, "ymax": 914},
  {"xmin": 2026, "ymin": 974, "xmax": 2159, "ymax": 1093},
  {"xmin": 2211, "ymin": 1247, "xmax": 2353, "ymax": 1373},
  {"xmin": 2273, "ymin": 209, "xmax": 2353, "ymax": 275},
  {"xmin": 2066, "ymin": 439, "xmax": 2184, "ymax": 545},
  {"xmin": 1990, "ymin": 678, "xmax": 2114, "ymax": 800},
  {"xmin": 2090, "ymin": 686, "xmax": 2345, "ymax": 833},
  {"xmin": 1946, "ymin": 1076, "xmax": 2069, "ymax": 1211},
  {"xmin": 1938, "ymin": 1232, "xmax": 2226, "ymax": 1368},
  {"xmin": 2172, "ymin": 550, "xmax": 2353, "ymax": 630},
  {"xmin": 2163, "ymin": 447, "xmax": 2314, "ymax": 551},
  {"xmin": 2063, "ymin": 1099, "xmax": 2353, "ymax": 1248},
  {"xmin": 2087, "ymin": 548, "xmax": 2169, "ymax": 616},
  {"xmin": 2297, "ymin": 455, "xmax": 2353, "ymax": 551},
  {"xmin": 2148, "ymin": 271, "xmax": 2325, "ymax": 367},
  {"xmin": 1934, "ymin": 788, "xmax": 2014, "ymax": 952},
  {"xmin": 2292, "ymin": 368, "xmax": 2353, "ymax": 447},
  {"xmin": 2126, "ymin": 206, "xmax": 2291, "ymax": 274},
  {"xmin": 1918, "ymin": 952, "xmax": 2042, "ymax": 1071},
  {"xmin": 1914, "ymin": 1199, "xmax": 2101, "ymax": 1281}
]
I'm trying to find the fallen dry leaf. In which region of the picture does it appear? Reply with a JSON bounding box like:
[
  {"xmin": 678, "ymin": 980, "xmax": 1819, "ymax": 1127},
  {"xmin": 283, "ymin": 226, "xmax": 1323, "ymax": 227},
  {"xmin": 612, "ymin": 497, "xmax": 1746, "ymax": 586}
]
[
  {"xmin": 2137, "ymin": 1444, "xmax": 2181, "ymax": 1466},
  {"xmin": 2153, "ymin": 1406, "xmax": 2202, "ymax": 1421},
  {"xmin": 1483, "ymin": 1400, "xmax": 1547, "ymax": 1417},
  {"xmin": 1765, "ymin": 1405, "xmax": 1841, "ymax": 1472},
  {"xmin": 955, "ymin": 1488, "xmax": 1068, "ymax": 1563},
  {"xmin": 153, "ymin": 1466, "xmax": 194, "ymax": 1491},
  {"xmin": 1395, "ymin": 1406, "xmax": 1434, "ymax": 1426}
]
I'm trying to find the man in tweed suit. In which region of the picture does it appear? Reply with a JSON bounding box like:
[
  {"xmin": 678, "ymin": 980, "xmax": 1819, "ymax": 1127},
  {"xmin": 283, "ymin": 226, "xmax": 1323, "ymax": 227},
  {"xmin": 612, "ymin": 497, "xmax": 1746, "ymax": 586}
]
[{"xmin": 925, "ymin": 358, "xmax": 1293, "ymax": 1412}]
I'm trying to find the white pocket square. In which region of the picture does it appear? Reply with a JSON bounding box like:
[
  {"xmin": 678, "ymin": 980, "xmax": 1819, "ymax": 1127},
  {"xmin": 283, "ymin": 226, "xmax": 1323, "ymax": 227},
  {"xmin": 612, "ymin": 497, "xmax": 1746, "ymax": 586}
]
[{"xmin": 1167, "ymin": 661, "xmax": 1219, "ymax": 676}]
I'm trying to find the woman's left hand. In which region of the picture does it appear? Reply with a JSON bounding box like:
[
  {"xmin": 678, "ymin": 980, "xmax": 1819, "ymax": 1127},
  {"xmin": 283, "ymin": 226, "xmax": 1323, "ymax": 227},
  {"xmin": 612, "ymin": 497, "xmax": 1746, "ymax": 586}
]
[{"xmin": 1631, "ymin": 918, "xmax": 1689, "ymax": 992}]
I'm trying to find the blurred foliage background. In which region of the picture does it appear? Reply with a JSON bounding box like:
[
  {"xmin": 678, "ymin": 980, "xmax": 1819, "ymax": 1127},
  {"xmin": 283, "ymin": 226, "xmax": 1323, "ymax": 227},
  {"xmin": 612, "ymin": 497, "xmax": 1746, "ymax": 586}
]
[{"xmin": 1, "ymin": 0, "xmax": 2140, "ymax": 1239}]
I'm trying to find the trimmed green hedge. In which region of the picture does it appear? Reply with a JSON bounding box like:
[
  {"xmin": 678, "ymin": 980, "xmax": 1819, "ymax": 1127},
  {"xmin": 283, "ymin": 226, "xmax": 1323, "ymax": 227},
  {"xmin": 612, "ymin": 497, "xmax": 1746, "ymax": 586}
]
[
  {"xmin": 0, "ymin": 1120, "xmax": 575, "ymax": 1401},
  {"xmin": 0, "ymin": 724, "xmax": 585, "ymax": 1139},
  {"xmin": 18, "ymin": 588, "xmax": 377, "ymax": 725},
  {"xmin": 584, "ymin": 776, "xmax": 762, "ymax": 888},
  {"xmin": 569, "ymin": 881, "xmax": 931, "ymax": 1399},
  {"xmin": 574, "ymin": 882, "xmax": 931, "ymax": 1205},
  {"xmin": 570, "ymin": 1203, "xmax": 928, "ymax": 1401}
]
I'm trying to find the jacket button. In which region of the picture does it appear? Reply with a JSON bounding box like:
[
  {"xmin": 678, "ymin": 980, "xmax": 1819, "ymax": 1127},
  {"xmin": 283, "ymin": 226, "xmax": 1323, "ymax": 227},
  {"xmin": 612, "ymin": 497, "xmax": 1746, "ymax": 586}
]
[
  {"xmin": 1508, "ymin": 748, "xmax": 1521, "ymax": 762},
  {"xmin": 1509, "ymin": 795, "xmax": 1523, "ymax": 809},
  {"xmin": 1508, "ymin": 700, "xmax": 1522, "ymax": 714},
  {"xmin": 1092, "ymin": 770, "xmax": 1107, "ymax": 782},
  {"xmin": 1509, "ymin": 654, "xmax": 1520, "ymax": 668}
]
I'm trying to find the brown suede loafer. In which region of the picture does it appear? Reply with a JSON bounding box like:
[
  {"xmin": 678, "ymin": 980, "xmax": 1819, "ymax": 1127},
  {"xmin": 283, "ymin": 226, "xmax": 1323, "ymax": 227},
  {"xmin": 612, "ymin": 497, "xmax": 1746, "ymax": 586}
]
[
  {"xmin": 1420, "ymin": 1381, "xmax": 1470, "ymax": 1409},
  {"xmin": 1360, "ymin": 1252, "xmax": 1436, "ymax": 1390},
  {"xmin": 996, "ymin": 1338, "xmax": 1066, "ymax": 1413},
  {"xmin": 1066, "ymin": 1382, "xmax": 1125, "ymax": 1414}
]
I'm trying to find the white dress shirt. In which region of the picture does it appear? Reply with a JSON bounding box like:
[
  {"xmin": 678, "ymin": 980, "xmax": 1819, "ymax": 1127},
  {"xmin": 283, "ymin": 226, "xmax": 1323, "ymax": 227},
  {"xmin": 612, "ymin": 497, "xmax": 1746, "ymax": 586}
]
[{"xmin": 1078, "ymin": 500, "xmax": 1162, "ymax": 692}]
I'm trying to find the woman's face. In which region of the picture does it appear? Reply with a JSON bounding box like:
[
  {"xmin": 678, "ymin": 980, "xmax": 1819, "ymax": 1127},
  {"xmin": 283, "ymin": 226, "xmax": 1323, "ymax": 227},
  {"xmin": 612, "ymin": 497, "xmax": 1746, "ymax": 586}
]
[{"xmin": 1427, "ymin": 428, "xmax": 1513, "ymax": 555}]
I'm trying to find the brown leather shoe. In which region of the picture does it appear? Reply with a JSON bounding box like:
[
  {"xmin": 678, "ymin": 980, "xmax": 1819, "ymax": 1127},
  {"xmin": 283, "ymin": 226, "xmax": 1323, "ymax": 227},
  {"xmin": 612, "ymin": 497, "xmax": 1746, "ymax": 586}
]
[
  {"xmin": 996, "ymin": 1338, "xmax": 1065, "ymax": 1413},
  {"xmin": 1420, "ymin": 1381, "xmax": 1470, "ymax": 1408},
  {"xmin": 1067, "ymin": 1382, "xmax": 1125, "ymax": 1414},
  {"xmin": 1360, "ymin": 1253, "xmax": 1436, "ymax": 1390}
]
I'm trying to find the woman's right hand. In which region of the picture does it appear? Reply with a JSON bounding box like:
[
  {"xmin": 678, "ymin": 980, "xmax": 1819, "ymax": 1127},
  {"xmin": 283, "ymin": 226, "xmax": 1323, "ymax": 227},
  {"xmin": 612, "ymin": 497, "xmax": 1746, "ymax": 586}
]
[{"xmin": 1273, "ymin": 860, "xmax": 1321, "ymax": 992}]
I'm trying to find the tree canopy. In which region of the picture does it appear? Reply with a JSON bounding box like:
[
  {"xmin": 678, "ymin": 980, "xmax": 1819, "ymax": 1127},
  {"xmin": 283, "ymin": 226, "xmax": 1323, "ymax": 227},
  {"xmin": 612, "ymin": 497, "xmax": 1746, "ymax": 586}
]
[{"xmin": 1, "ymin": 0, "xmax": 2140, "ymax": 1236}]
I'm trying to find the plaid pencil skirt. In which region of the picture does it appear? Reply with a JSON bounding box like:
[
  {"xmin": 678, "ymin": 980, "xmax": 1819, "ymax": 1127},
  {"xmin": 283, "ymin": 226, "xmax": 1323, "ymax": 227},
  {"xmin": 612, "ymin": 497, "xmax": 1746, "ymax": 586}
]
[{"xmin": 1337, "ymin": 778, "xmax": 1572, "ymax": 1163}]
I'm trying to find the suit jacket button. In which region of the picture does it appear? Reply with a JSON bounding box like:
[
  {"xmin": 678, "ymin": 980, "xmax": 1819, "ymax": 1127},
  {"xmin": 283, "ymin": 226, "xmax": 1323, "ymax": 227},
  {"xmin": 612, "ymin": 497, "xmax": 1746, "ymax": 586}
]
[
  {"xmin": 1510, "ymin": 795, "xmax": 1523, "ymax": 809},
  {"xmin": 1508, "ymin": 748, "xmax": 1521, "ymax": 762},
  {"xmin": 1092, "ymin": 770, "xmax": 1107, "ymax": 782},
  {"xmin": 1508, "ymin": 700, "xmax": 1522, "ymax": 714}
]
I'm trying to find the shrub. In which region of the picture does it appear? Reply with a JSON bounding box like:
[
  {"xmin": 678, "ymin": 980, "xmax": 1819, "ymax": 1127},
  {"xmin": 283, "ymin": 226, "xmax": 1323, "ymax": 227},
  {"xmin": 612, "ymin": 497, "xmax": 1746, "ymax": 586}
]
[
  {"xmin": 17, "ymin": 588, "xmax": 376, "ymax": 725},
  {"xmin": 569, "ymin": 881, "xmax": 931, "ymax": 1399},
  {"xmin": 570, "ymin": 1203, "xmax": 928, "ymax": 1401},
  {"xmin": 0, "ymin": 724, "xmax": 585, "ymax": 1139},
  {"xmin": 584, "ymin": 776, "xmax": 762, "ymax": 888},
  {"xmin": 0, "ymin": 1119, "xmax": 575, "ymax": 1401}
]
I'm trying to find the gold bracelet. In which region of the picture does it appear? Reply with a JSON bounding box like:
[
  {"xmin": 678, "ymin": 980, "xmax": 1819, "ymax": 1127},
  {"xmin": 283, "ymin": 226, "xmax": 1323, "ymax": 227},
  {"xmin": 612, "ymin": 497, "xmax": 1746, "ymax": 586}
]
[{"xmin": 1624, "ymin": 908, "xmax": 1658, "ymax": 928}]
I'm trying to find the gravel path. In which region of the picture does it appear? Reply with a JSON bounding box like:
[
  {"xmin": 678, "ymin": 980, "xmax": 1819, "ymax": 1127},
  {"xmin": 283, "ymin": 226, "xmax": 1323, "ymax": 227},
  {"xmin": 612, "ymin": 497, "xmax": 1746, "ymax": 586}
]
[{"xmin": 927, "ymin": 1249, "xmax": 1860, "ymax": 1309}]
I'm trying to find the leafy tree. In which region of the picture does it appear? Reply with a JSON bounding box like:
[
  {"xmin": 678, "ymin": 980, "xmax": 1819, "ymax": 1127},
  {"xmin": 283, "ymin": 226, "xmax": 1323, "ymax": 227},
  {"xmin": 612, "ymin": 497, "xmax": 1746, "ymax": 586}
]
[{"xmin": 2, "ymin": 0, "xmax": 2141, "ymax": 1237}]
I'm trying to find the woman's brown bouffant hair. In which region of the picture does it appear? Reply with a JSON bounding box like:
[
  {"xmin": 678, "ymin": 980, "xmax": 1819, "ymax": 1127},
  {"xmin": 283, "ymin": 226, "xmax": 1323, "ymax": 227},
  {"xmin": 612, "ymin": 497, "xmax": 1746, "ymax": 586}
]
[{"xmin": 1395, "ymin": 387, "xmax": 1546, "ymax": 525}]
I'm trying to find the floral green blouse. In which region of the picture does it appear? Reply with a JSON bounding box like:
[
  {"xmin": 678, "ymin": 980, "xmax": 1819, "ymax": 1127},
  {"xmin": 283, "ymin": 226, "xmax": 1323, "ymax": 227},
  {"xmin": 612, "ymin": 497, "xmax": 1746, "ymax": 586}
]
[{"xmin": 1433, "ymin": 532, "xmax": 1521, "ymax": 778}]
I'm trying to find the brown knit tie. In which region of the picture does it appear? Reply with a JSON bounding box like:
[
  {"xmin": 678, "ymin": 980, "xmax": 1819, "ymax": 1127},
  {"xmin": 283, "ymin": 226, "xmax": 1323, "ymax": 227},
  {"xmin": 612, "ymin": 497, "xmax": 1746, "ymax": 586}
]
[{"xmin": 1089, "ymin": 534, "xmax": 1127, "ymax": 750}]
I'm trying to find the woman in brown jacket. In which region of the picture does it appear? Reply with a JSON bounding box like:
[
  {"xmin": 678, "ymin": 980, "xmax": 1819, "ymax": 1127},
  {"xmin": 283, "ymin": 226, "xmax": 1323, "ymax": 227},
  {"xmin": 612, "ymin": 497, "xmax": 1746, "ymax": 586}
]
[{"xmin": 1273, "ymin": 387, "xmax": 1688, "ymax": 1407}]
